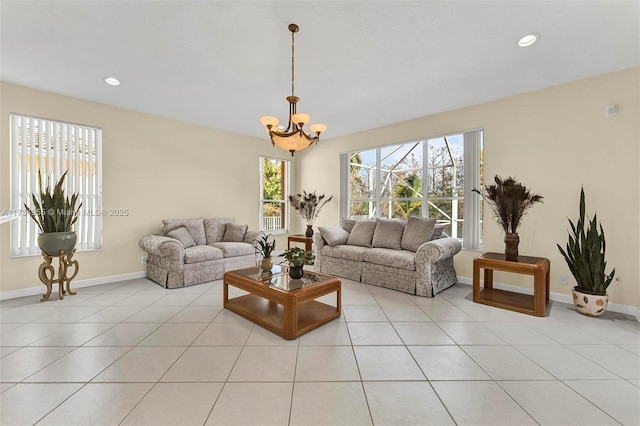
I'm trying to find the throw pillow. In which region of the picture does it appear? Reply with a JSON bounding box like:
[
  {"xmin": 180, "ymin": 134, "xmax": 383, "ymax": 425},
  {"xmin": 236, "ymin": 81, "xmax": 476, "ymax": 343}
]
[
  {"xmin": 342, "ymin": 219, "xmax": 357, "ymax": 233},
  {"xmin": 204, "ymin": 218, "xmax": 235, "ymax": 243},
  {"xmin": 223, "ymin": 223, "xmax": 248, "ymax": 242},
  {"xmin": 401, "ymin": 216, "xmax": 436, "ymax": 252},
  {"xmin": 372, "ymin": 218, "xmax": 404, "ymax": 250},
  {"xmin": 167, "ymin": 226, "xmax": 196, "ymax": 248},
  {"xmin": 346, "ymin": 220, "xmax": 377, "ymax": 247},
  {"xmin": 431, "ymin": 223, "xmax": 447, "ymax": 240},
  {"xmin": 318, "ymin": 226, "xmax": 350, "ymax": 247},
  {"xmin": 163, "ymin": 218, "xmax": 206, "ymax": 245}
]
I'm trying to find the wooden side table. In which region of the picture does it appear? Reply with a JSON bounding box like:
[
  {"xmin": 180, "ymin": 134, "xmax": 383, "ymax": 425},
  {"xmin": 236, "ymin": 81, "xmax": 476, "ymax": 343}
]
[
  {"xmin": 38, "ymin": 249, "xmax": 79, "ymax": 302},
  {"xmin": 473, "ymin": 252, "xmax": 550, "ymax": 317},
  {"xmin": 287, "ymin": 234, "xmax": 313, "ymax": 253}
]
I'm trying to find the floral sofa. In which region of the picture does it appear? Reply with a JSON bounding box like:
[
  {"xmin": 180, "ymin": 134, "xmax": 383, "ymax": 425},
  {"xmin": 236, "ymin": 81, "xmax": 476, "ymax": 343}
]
[
  {"xmin": 313, "ymin": 217, "xmax": 462, "ymax": 297},
  {"xmin": 138, "ymin": 218, "xmax": 259, "ymax": 288}
]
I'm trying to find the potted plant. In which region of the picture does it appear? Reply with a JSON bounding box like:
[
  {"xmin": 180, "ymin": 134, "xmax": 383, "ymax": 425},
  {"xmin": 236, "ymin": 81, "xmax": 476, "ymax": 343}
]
[
  {"xmin": 557, "ymin": 187, "xmax": 616, "ymax": 317},
  {"xmin": 289, "ymin": 190, "xmax": 333, "ymax": 237},
  {"xmin": 255, "ymin": 233, "xmax": 276, "ymax": 272},
  {"xmin": 473, "ymin": 175, "xmax": 543, "ymax": 261},
  {"xmin": 24, "ymin": 170, "xmax": 82, "ymax": 256},
  {"xmin": 280, "ymin": 246, "xmax": 315, "ymax": 279}
]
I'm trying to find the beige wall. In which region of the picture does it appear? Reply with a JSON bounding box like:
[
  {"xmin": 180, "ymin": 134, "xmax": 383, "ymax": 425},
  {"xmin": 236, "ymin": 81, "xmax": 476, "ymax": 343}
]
[
  {"xmin": 0, "ymin": 82, "xmax": 289, "ymax": 293},
  {"xmin": 296, "ymin": 67, "xmax": 640, "ymax": 309},
  {"xmin": 2, "ymin": 68, "xmax": 639, "ymax": 309}
]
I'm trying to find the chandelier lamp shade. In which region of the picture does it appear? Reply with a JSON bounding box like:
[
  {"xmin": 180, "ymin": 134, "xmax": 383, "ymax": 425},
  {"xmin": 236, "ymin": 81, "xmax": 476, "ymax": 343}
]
[{"xmin": 260, "ymin": 23, "xmax": 326, "ymax": 156}]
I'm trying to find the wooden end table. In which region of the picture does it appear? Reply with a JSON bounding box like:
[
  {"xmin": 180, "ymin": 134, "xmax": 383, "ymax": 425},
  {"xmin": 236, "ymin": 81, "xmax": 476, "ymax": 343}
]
[
  {"xmin": 223, "ymin": 266, "xmax": 341, "ymax": 339},
  {"xmin": 473, "ymin": 252, "xmax": 550, "ymax": 317},
  {"xmin": 287, "ymin": 234, "xmax": 313, "ymax": 252}
]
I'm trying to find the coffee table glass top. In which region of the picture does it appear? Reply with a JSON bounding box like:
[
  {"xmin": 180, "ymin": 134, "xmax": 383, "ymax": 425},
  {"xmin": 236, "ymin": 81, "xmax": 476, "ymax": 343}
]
[{"xmin": 232, "ymin": 265, "xmax": 331, "ymax": 291}]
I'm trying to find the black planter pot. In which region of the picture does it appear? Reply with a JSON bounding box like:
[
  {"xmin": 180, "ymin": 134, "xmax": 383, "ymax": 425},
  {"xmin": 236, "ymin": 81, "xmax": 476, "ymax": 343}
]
[{"xmin": 288, "ymin": 265, "xmax": 304, "ymax": 279}]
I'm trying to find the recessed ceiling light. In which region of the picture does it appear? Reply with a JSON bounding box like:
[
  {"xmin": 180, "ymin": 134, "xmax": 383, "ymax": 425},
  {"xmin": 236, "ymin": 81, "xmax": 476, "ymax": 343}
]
[
  {"xmin": 518, "ymin": 33, "xmax": 539, "ymax": 47},
  {"xmin": 104, "ymin": 77, "xmax": 120, "ymax": 86}
]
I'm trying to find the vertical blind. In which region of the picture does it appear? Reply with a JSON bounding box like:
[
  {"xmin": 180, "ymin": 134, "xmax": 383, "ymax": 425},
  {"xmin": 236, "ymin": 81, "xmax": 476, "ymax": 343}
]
[{"xmin": 10, "ymin": 114, "xmax": 102, "ymax": 256}]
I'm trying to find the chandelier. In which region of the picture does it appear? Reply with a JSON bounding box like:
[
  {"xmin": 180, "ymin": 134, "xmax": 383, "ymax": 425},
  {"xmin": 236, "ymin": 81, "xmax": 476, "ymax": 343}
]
[{"xmin": 260, "ymin": 23, "xmax": 326, "ymax": 157}]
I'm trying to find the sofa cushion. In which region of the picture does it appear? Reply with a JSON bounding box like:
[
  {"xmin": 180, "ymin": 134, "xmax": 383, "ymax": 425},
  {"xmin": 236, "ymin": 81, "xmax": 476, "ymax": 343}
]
[
  {"xmin": 363, "ymin": 248, "xmax": 416, "ymax": 271},
  {"xmin": 210, "ymin": 242, "xmax": 255, "ymax": 257},
  {"xmin": 223, "ymin": 224, "xmax": 248, "ymax": 242},
  {"xmin": 431, "ymin": 223, "xmax": 447, "ymax": 240},
  {"xmin": 204, "ymin": 218, "xmax": 235, "ymax": 243},
  {"xmin": 163, "ymin": 218, "xmax": 206, "ymax": 246},
  {"xmin": 346, "ymin": 220, "xmax": 377, "ymax": 247},
  {"xmin": 372, "ymin": 218, "xmax": 405, "ymax": 250},
  {"xmin": 401, "ymin": 216, "xmax": 436, "ymax": 252},
  {"xmin": 319, "ymin": 226, "xmax": 350, "ymax": 247},
  {"xmin": 183, "ymin": 245, "xmax": 224, "ymax": 264},
  {"xmin": 166, "ymin": 226, "xmax": 196, "ymax": 249},
  {"xmin": 321, "ymin": 244, "xmax": 369, "ymax": 262}
]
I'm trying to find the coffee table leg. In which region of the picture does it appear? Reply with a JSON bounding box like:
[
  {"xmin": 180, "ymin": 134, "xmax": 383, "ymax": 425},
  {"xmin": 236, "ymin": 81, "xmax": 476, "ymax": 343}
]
[{"xmin": 283, "ymin": 297, "xmax": 297, "ymax": 340}]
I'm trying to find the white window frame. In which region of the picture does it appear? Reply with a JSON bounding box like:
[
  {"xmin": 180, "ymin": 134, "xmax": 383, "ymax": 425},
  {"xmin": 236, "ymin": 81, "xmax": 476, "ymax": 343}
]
[
  {"xmin": 259, "ymin": 156, "xmax": 289, "ymax": 234},
  {"xmin": 10, "ymin": 114, "xmax": 103, "ymax": 256},
  {"xmin": 340, "ymin": 129, "xmax": 483, "ymax": 249}
]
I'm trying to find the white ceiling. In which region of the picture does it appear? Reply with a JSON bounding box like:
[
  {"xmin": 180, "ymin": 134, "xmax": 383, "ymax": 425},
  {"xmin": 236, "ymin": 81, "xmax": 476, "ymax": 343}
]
[{"xmin": 1, "ymin": 1, "xmax": 638, "ymax": 140}]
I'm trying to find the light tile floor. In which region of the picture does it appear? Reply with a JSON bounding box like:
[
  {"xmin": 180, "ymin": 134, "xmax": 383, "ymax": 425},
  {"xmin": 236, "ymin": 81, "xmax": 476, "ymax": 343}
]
[{"xmin": 1, "ymin": 277, "xmax": 639, "ymax": 425}]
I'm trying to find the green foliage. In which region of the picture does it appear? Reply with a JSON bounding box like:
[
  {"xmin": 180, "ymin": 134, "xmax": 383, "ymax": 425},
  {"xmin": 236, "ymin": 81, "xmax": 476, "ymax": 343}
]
[
  {"xmin": 255, "ymin": 233, "xmax": 276, "ymax": 258},
  {"xmin": 289, "ymin": 190, "xmax": 333, "ymax": 224},
  {"xmin": 262, "ymin": 158, "xmax": 283, "ymax": 201},
  {"xmin": 24, "ymin": 170, "xmax": 82, "ymax": 233},
  {"xmin": 280, "ymin": 247, "xmax": 315, "ymax": 267},
  {"xmin": 557, "ymin": 188, "xmax": 615, "ymax": 295},
  {"xmin": 391, "ymin": 171, "xmax": 422, "ymax": 218},
  {"xmin": 473, "ymin": 175, "xmax": 543, "ymax": 234}
]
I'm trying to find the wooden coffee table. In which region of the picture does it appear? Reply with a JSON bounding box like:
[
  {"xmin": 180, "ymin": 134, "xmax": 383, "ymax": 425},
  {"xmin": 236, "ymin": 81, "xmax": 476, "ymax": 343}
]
[{"xmin": 223, "ymin": 266, "xmax": 341, "ymax": 340}]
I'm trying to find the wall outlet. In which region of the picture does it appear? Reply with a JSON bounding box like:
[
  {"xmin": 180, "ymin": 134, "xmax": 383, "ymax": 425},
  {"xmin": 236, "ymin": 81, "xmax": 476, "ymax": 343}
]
[
  {"xmin": 141, "ymin": 256, "xmax": 148, "ymax": 264},
  {"xmin": 560, "ymin": 275, "xmax": 568, "ymax": 285}
]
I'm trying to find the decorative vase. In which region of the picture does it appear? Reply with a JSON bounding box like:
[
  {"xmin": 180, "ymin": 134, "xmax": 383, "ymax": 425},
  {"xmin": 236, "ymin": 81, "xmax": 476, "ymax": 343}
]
[
  {"xmin": 305, "ymin": 225, "xmax": 314, "ymax": 237},
  {"xmin": 572, "ymin": 288, "xmax": 608, "ymax": 317},
  {"xmin": 38, "ymin": 231, "xmax": 77, "ymax": 256},
  {"xmin": 504, "ymin": 232, "xmax": 519, "ymax": 261},
  {"xmin": 288, "ymin": 265, "xmax": 304, "ymax": 279},
  {"xmin": 259, "ymin": 257, "xmax": 273, "ymax": 272}
]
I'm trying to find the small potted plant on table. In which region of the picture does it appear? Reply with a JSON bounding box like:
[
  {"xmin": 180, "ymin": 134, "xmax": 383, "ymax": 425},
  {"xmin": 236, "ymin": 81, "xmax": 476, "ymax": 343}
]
[
  {"xmin": 289, "ymin": 190, "xmax": 333, "ymax": 237},
  {"xmin": 473, "ymin": 175, "xmax": 543, "ymax": 261},
  {"xmin": 280, "ymin": 247, "xmax": 315, "ymax": 279},
  {"xmin": 255, "ymin": 233, "xmax": 276, "ymax": 272}
]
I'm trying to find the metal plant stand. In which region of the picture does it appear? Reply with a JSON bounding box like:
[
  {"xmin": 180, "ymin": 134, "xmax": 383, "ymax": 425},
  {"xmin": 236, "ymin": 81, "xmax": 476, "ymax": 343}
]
[{"xmin": 38, "ymin": 249, "xmax": 79, "ymax": 302}]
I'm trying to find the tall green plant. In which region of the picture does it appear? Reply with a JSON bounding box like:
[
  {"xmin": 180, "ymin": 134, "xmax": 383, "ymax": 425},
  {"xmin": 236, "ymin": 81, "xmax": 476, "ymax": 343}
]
[
  {"xmin": 24, "ymin": 170, "xmax": 82, "ymax": 233},
  {"xmin": 557, "ymin": 188, "xmax": 615, "ymax": 294}
]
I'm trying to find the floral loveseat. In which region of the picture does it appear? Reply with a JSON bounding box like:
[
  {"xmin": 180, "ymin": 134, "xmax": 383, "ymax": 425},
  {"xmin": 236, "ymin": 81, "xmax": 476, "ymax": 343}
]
[
  {"xmin": 138, "ymin": 218, "xmax": 258, "ymax": 288},
  {"xmin": 313, "ymin": 217, "xmax": 462, "ymax": 297}
]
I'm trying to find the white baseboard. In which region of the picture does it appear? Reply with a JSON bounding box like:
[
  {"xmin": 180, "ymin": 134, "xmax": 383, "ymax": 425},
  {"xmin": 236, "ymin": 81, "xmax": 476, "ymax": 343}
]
[
  {"xmin": 0, "ymin": 271, "xmax": 146, "ymax": 301},
  {"xmin": 457, "ymin": 276, "xmax": 640, "ymax": 321}
]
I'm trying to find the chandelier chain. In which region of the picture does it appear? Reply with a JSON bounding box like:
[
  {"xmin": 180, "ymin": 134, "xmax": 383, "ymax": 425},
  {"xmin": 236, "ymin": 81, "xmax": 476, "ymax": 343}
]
[{"xmin": 291, "ymin": 28, "xmax": 295, "ymax": 97}]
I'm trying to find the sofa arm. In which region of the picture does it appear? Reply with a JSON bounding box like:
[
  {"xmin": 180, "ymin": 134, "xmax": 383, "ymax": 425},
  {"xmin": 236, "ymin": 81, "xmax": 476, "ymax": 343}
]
[
  {"xmin": 139, "ymin": 234, "xmax": 184, "ymax": 259},
  {"xmin": 415, "ymin": 237, "xmax": 462, "ymax": 263}
]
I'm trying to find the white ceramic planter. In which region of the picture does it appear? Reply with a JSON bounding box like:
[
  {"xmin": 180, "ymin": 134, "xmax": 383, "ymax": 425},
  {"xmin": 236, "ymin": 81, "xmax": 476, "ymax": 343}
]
[{"xmin": 572, "ymin": 288, "xmax": 608, "ymax": 317}]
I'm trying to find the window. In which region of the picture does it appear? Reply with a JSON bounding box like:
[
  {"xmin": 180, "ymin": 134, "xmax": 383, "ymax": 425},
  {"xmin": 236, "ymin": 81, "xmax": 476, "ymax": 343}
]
[
  {"xmin": 341, "ymin": 129, "xmax": 483, "ymax": 249},
  {"xmin": 10, "ymin": 114, "xmax": 102, "ymax": 256},
  {"xmin": 259, "ymin": 157, "xmax": 289, "ymax": 233}
]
